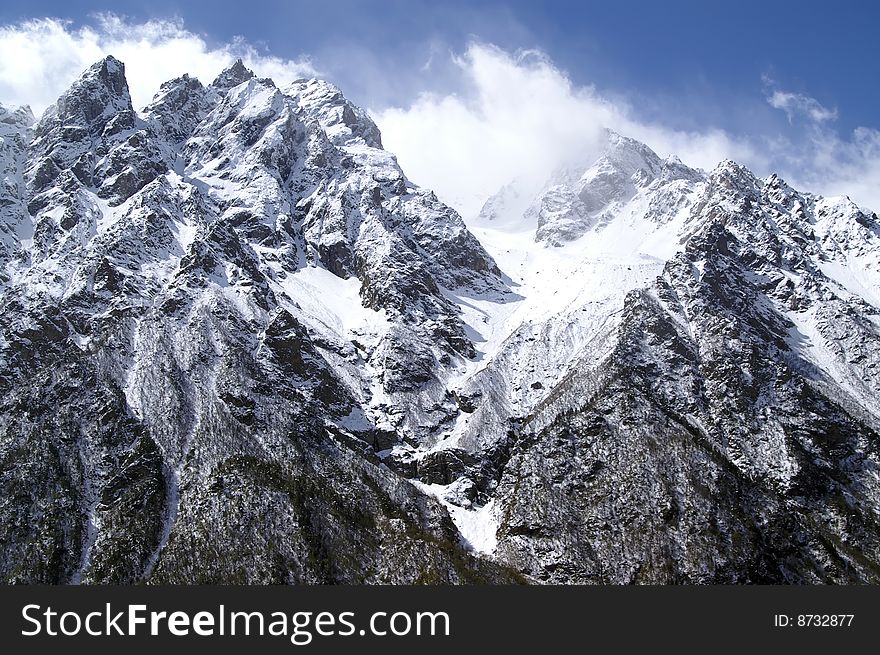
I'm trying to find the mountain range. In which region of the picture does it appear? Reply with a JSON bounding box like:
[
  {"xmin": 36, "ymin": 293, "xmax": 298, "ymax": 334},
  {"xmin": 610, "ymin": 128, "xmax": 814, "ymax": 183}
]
[{"xmin": 1, "ymin": 57, "xmax": 878, "ymax": 583}]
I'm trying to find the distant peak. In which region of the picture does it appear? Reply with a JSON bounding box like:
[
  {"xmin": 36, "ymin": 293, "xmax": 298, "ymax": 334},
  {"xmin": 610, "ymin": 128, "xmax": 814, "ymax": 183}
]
[
  {"xmin": 296, "ymin": 77, "xmax": 341, "ymax": 93},
  {"xmin": 602, "ymin": 128, "xmax": 647, "ymax": 151},
  {"xmin": 150, "ymin": 73, "xmax": 204, "ymax": 99},
  {"xmin": 211, "ymin": 59, "xmax": 255, "ymax": 90},
  {"xmin": 764, "ymin": 172, "xmax": 792, "ymax": 190},
  {"xmin": 228, "ymin": 58, "xmax": 248, "ymax": 74},
  {"xmin": 602, "ymin": 127, "xmax": 623, "ymax": 141},
  {"xmin": 707, "ymin": 159, "xmax": 762, "ymax": 195},
  {"xmin": 604, "ymin": 129, "xmax": 659, "ymax": 158},
  {"xmin": 0, "ymin": 103, "xmax": 35, "ymax": 129}
]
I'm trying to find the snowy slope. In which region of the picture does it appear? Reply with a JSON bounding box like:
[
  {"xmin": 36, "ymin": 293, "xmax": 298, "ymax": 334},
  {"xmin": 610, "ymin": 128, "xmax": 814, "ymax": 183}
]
[{"xmin": 429, "ymin": 135, "xmax": 706, "ymax": 454}]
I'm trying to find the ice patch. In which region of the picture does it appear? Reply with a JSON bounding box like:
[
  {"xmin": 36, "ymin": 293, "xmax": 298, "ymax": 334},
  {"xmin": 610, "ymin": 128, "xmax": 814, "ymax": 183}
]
[
  {"xmin": 276, "ymin": 265, "xmax": 390, "ymax": 341},
  {"xmin": 411, "ymin": 480, "xmax": 499, "ymax": 555}
]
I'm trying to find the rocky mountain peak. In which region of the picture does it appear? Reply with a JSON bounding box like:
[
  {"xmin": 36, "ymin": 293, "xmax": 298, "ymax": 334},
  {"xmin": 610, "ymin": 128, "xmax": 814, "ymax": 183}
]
[
  {"xmin": 709, "ymin": 158, "xmax": 759, "ymax": 190},
  {"xmin": 602, "ymin": 128, "xmax": 663, "ymax": 174},
  {"xmin": 25, "ymin": 54, "xmax": 167, "ymax": 214},
  {"xmin": 143, "ymin": 74, "xmax": 210, "ymax": 146},
  {"xmin": 146, "ymin": 73, "xmax": 205, "ymax": 109},
  {"xmin": 210, "ymin": 58, "xmax": 256, "ymax": 91},
  {"xmin": 286, "ymin": 78, "xmax": 384, "ymax": 149},
  {"xmin": 524, "ymin": 129, "xmax": 697, "ymax": 245},
  {"xmin": 39, "ymin": 55, "xmax": 133, "ymax": 137}
]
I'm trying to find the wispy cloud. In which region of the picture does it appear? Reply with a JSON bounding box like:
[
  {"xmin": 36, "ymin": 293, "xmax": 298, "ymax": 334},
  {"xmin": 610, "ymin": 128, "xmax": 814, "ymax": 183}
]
[
  {"xmin": 759, "ymin": 77, "xmax": 879, "ymax": 212},
  {"xmin": 767, "ymin": 90, "xmax": 838, "ymax": 123},
  {"xmin": 376, "ymin": 44, "xmax": 880, "ymax": 216},
  {"xmin": 374, "ymin": 43, "xmax": 763, "ymax": 217},
  {"xmin": 0, "ymin": 14, "xmax": 317, "ymax": 116},
  {"xmin": 763, "ymin": 76, "xmax": 838, "ymax": 124},
  {"xmin": 769, "ymin": 123, "xmax": 880, "ymax": 214}
]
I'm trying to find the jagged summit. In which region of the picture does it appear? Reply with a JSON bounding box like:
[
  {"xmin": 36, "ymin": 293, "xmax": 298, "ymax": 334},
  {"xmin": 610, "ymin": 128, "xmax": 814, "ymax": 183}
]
[
  {"xmin": 286, "ymin": 77, "xmax": 384, "ymax": 149},
  {"xmin": 42, "ymin": 55, "xmax": 133, "ymax": 132},
  {"xmin": 210, "ymin": 58, "xmax": 256, "ymax": 90},
  {"xmin": 24, "ymin": 55, "xmax": 164, "ymax": 207},
  {"xmin": 507, "ymin": 128, "xmax": 700, "ymax": 245},
  {"xmin": 142, "ymin": 74, "xmax": 210, "ymax": 146}
]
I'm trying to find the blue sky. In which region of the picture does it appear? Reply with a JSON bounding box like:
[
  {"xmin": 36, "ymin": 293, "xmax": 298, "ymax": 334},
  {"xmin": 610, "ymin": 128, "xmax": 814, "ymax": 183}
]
[
  {"xmin": 2, "ymin": 0, "xmax": 876, "ymax": 133},
  {"xmin": 1, "ymin": 1, "xmax": 878, "ymax": 213}
]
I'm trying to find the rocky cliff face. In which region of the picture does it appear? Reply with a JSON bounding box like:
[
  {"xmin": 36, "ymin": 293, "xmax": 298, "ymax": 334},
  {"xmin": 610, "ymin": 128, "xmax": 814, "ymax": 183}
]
[{"xmin": 1, "ymin": 58, "xmax": 878, "ymax": 584}]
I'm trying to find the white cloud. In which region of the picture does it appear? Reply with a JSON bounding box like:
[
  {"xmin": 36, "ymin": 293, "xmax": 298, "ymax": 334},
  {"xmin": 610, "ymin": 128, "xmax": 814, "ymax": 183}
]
[
  {"xmin": 0, "ymin": 14, "xmax": 317, "ymax": 117},
  {"xmin": 376, "ymin": 43, "xmax": 879, "ymax": 217},
  {"xmin": 761, "ymin": 80, "xmax": 880, "ymax": 211},
  {"xmin": 374, "ymin": 43, "xmax": 764, "ymax": 217},
  {"xmin": 374, "ymin": 45, "xmax": 608, "ymax": 216},
  {"xmin": 767, "ymin": 89, "xmax": 838, "ymax": 124}
]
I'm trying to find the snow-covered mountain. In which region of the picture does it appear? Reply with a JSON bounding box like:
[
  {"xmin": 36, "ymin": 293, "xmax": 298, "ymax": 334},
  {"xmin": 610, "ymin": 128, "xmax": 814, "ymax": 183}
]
[
  {"xmin": 1, "ymin": 58, "xmax": 879, "ymax": 583},
  {"xmin": 466, "ymin": 130, "xmax": 880, "ymax": 582}
]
